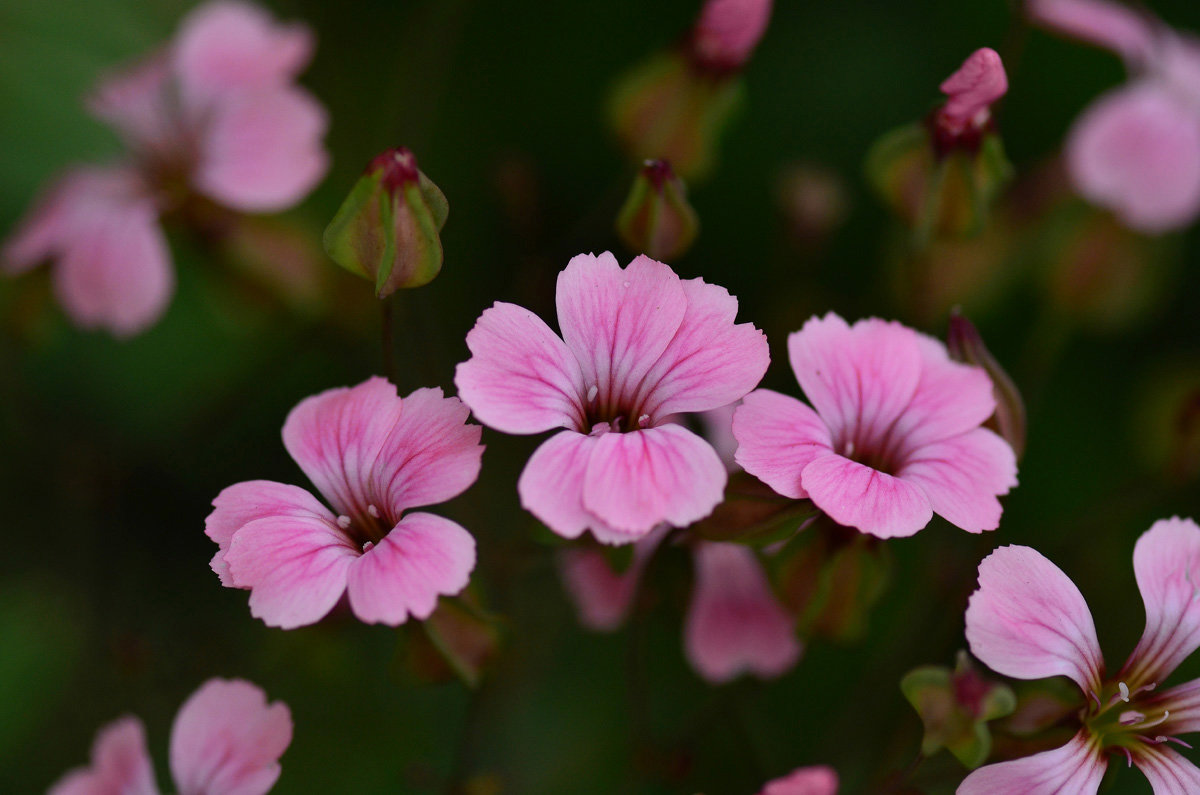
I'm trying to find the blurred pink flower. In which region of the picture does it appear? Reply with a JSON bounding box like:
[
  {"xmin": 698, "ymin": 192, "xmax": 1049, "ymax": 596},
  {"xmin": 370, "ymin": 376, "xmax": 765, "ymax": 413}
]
[
  {"xmin": 50, "ymin": 678, "xmax": 292, "ymax": 795},
  {"xmin": 558, "ymin": 528, "xmax": 666, "ymax": 632},
  {"xmin": 758, "ymin": 766, "xmax": 838, "ymax": 795},
  {"xmin": 3, "ymin": 0, "xmax": 328, "ymax": 336},
  {"xmin": 937, "ymin": 48, "xmax": 1008, "ymax": 136},
  {"xmin": 1029, "ymin": 0, "xmax": 1200, "ymax": 231},
  {"xmin": 456, "ymin": 252, "xmax": 769, "ymax": 545},
  {"xmin": 207, "ymin": 377, "xmax": 484, "ymax": 629},
  {"xmin": 961, "ymin": 518, "xmax": 1200, "ymax": 792},
  {"xmin": 732, "ymin": 313, "xmax": 1017, "ymax": 539},
  {"xmin": 690, "ymin": 0, "xmax": 774, "ymax": 72}
]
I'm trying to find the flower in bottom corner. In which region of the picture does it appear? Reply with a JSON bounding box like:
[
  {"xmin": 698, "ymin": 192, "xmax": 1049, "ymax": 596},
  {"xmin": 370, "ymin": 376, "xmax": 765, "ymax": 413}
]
[
  {"xmin": 960, "ymin": 517, "xmax": 1200, "ymax": 792},
  {"xmin": 757, "ymin": 765, "xmax": 838, "ymax": 795},
  {"xmin": 206, "ymin": 376, "xmax": 485, "ymax": 629},
  {"xmin": 49, "ymin": 678, "xmax": 291, "ymax": 795}
]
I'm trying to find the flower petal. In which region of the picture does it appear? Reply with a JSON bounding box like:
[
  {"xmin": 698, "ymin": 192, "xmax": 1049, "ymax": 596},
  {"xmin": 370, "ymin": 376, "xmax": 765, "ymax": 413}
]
[
  {"xmin": 732, "ymin": 389, "xmax": 834, "ymax": 499},
  {"xmin": 345, "ymin": 512, "xmax": 475, "ymax": 625},
  {"xmin": 684, "ymin": 542, "xmax": 801, "ymax": 683},
  {"xmin": 518, "ymin": 431, "xmax": 602, "ymax": 540},
  {"xmin": 555, "ymin": 252, "xmax": 686, "ymax": 415},
  {"xmin": 1135, "ymin": 744, "xmax": 1200, "ymax": 795},
  {"xmin": 49, "ymin": 717, "xmax": 158, "ymax": 795},
  {"xmin": 1066, "ymin": 82, "xmax": 1200, "ymax": 233},
  {"xmin": 633, "ymin": 277, "xmax": 769, "ymax": 418},
  {"xmin": 758, "ymin": 765, "xmax": 839, "ymax": 795},
  {"xmin": 194, "ymin": 87, "xmax": 329, "ymax": 213},
  {"xmin": 787, "ymin": 313, "xmax": 922, "ymax": 452},
  {"xmin": 86, "ymin": 51, "xmax": 172, "ymax": 155},
  {"xmin": 957, "ymin": 732, "xmax": 1105, "ymax": 795},
  {"xmin": 1123, "ymin": 517, "xmax": 1200, "ymax": 689},
  {"xmin": 1151, "ymin": 677, "xmax": 1200, "ymax": 735},
  {"xmin": 965, "ymin": 545, "xmax": 1104, "ymax": 692},
  {"xmin": 370, "ymin": 388, "xmax": 483, "ymax": 513},
  {"xmin": 281, "ymin": 376, "xmax": 403, "ymax": 519},
  {"xmin": 455, "ymin": 301, "xmax": 587, "ymax": 434},
  {"xmin": 174, "ymin": 0, "xmax": 313, "ymax": 113},
  {"xmin": 800, "ymin": 453, "xmax": 932, "ymax": 538},
  {"xmin": 169, "ymin": 678, "xmax": 292, "ymax": 795},
  {"xmin": 223, "ymin": 511, "xmax": 357, "ymax": 629},
  {"xmin": 1027, "ymin": 0, "xmax": 1156, "ymax": 65},
  {"xmin": 206, "ymin": 480, "xmax": 330, "ymax": 586},
  {"xmin": 897, "ymin": 428, "xmax": 1017, "ymax": 533},
  {"xmin": 584, "ymin": 425, "xmax": 727, "ymax": 536}
]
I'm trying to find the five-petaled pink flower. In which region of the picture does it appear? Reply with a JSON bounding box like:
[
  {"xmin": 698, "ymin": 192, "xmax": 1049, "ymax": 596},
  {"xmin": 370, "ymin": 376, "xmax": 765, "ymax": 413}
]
[
  {"xmin": 1028, "ymin": 0, "xmax": 1200, "ymax": 232},
  {"xmin": 50, "ymin": 678, "xmax": 292, "ymax": 795},
  {"xmin": 732, "ymin": 312, "xmax": 1018, "ymax": 539},
  {"xmin": 3, "ymin": 0, "xmax": 329, "ymax": 336},
  {"xmin": 757, "ymin": 765, "xmax": 839, "ymax": 795},
  {"xmin": 207, "ymin": 377, "xmax": 484, "ymax": 629},
  {"xmin": 455, "ymin": 252, "xmax": 769, "ymax": 545},
  {"xmin": 960, "ymin": 518, "xmax": 1200, "ymax": 793}
]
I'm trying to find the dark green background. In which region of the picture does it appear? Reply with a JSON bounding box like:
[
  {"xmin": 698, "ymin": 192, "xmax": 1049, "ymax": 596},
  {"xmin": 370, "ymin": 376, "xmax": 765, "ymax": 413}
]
[{"xmin": 3, "ymin": 0, "xmax": 1200, "ymax": 792}]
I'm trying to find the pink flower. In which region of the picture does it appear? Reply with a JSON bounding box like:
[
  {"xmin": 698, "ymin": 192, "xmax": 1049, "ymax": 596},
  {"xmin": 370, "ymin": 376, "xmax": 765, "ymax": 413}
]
[
  {"xmin": 456, "ymin": 252, "xmax": 769, "ymax": 545},
  {"xmin": 206, "ymin": 377, "xmax": 484, "ymax": 629},
  {"xmin": 757, "ymin": 765, "xmax": 838, "ymax": 795},
  {"xmin": 3, "ymin": 1, "xmax": 328, "ymax": 336},
  {"xmin": 559, "ymin": 528, "xmax": 666, "ymax": 632},
  {"xmin": 937, "ymin": 48, "xmax": 1008, "ymax": 137},
  {"xmin": 50, "ymin": 678, "xmax": 292, "ymax": 795},
  {"xmin": 960, "ymin": 518, "xmax": 1200, "ymax": 793},
  {"xmin": 732, "ymin": 313, "xmax": 1018, "ymax": 539},
  {"xmin": 690, "ymin": 0, "xmax": 774, "ymax": 72},
  {"xmin": 1029, "ymin": 0, "xmax": 1200, "ymax": 231}
]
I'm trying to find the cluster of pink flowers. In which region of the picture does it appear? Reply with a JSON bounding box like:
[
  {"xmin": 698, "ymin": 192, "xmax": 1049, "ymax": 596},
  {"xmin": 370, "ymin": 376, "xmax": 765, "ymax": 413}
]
[{"xmin": 3, "ymin": 1, "xmax": 328, "ymax": 336}]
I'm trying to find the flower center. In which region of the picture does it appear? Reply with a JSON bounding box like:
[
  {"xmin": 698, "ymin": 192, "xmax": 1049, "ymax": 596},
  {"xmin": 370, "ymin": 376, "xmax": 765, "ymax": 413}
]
[
  {"xmin": 1082, "ymin": 680, "xmax": 1190, "ymax": 758},
  {"xmin": 581, "ymin": 382, "xmax": 652, "ymax": 434},
  {"xmin": 335, "ymin": 502, "xmax": 394, "ymax": 550}
]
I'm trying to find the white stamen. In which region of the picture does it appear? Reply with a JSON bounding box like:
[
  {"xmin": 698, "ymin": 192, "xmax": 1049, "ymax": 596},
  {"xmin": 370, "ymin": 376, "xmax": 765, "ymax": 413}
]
[
  {"xmin": 337, "ymin": 515, "xmax": 352, "ymax": 529},
  {"xmin": 844, "ymin": 441, "xmax": 856, "ymax": 458},
  {"xmin": 362, "ymin": 541, "xmax": 375, "ymax": 553},
  {"xmin": 1119, "ymin": 681, "xmax": 1131, "ymax": 702},
  {"xmin": 622, "ymin": 281, "xmax": 631, "ymax": 288},
  {"xmin": 637, "ymin": 414, "xmax": 650, "ymax": 427},
  {"xmin": 368, "ymin": 504, "xmax": 381, "ymax": 518},
  {"xmin": 587, "ymin": 385, "xmax": 599, "ymax": 402}
]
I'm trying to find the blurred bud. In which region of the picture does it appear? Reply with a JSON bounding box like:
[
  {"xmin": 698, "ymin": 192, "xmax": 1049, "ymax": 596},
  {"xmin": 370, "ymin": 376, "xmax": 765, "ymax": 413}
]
[
  {"xmin": 947, "ymin": 312, "xmax": 1026, "ymax": 460},
  {"xmin": 408, "ymin": 593, "xmax": 502, "ymax": 689},
  {"xmin": 688, "ymin": 0, "xmax": 773, "ymax": 73},
  {"xmin": 901, "ymin": 651, "xmax": 1016, "ymax": 769},
  {"xmin": 866, "ymin": 49, "xmax": 1012, "ymax": 244},
  {"xmin": 691, "ymin": 472, "xmax": 818, "ymax": 546},
  {"xmin": 224, "ymin": 216, "xmax": 327, "ymax": 312},
  {"xmin": 616, "ymin": 160, "xmax": 700, "ymax": 261},
  {"xmin": 1002, "ymin": 677, "xmax": 1083, "ymax": 737},
  {"xmin": 323, "ymin": 147, "xmax": 448, "ymax": 298},
  {"xmin": 775, "ymin": 163, "xmax": 849, "ymax": 246}
]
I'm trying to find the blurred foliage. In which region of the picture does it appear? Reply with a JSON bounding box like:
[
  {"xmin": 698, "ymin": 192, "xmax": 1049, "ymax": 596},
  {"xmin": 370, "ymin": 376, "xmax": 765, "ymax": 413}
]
[{"xmin": 3, "ymin": 0, "xmax": 1200, "ymax": 792}]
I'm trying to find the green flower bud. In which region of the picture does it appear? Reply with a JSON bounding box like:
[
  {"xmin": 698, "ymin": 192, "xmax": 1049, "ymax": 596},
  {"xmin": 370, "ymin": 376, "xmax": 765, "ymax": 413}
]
[
  {"xmin": 616, "ymin": 160, "xmax": 700, "ymax": 262},
  {"xmin": 947, "ymin": 311, "xmax": 1026, "ymax": 461}
]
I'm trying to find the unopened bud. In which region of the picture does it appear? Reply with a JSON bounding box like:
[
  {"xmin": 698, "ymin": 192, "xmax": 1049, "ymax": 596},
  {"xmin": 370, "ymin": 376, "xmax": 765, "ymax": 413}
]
[
  {"xmin": 947, "ymin": 311, "xmax": 1026, "ymax": 460},
  {"xmin": 616, "ymin": 160, "xmax": 700, "ymax": 261},
  {"xmin": 934, "ymin": 48, "xmax": 1008, "ymax": 151},
  {"xmin": 689, "ymin": 0, "xmax": 773, "ymax": 73},
  {"xmin": 323, "ymin": 147, "xmax": 448, "ymax": 298}
]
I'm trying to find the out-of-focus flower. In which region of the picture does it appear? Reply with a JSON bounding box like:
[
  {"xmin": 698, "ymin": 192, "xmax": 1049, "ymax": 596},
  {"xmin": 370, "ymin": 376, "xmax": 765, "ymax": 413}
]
[
  {"xmin": 867, "ymin": 48, "xmax": 1011, "ymax": 244},
  {"xmin": 324, "ymin": 147, "xmax": 449, "ymax": 298},
  {"xmin": 616, "ymin": 159, "xmax": 700, "ymax": 262},
  {"xmin": 2, "ymin": 0, "xmax": 329, "ymax": 337},
  {"xmin": 559, "ymin": 529, "xmax": 666, "ymax": 632},
  {"xmin": 1029, "ymin": 0, "xmax": 1200, "ymax": 232},
  {"xmin": 206, "ymin": 377, "xmax": 483, "ymax": 629},
  {"xmin": 609, "ymin": 0, "xmax": 773, "ymax": 178},
  {"xmin": 49, "ymin": 678, "xmax": 291, "ymax": 795},
  {"xmin": 960, "ymin": 518, "xmax": 1200, "ymax": 791},
  {"xmin": 775, "ymin": 163, "xmax": 849, "ymax": 247},
  {"xmin": 456, "ymin": 252, "xmax": 768, "ymax": 545},
  {"xmin": 947, "ymin": 312, "xmax": 1026, "ymax": 461},
  {"xmin": 756, "ymin": 766, "xmax": 838, "ymax": 795},
  {"xmin": 733, "ymin": 313, "xmax": 1018, "ymax": 539}
]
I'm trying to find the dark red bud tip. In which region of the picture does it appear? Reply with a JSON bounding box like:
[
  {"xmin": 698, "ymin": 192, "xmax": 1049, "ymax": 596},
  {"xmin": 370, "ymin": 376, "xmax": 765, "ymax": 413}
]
[
  {"xmin": 369, "ymin": 147, "xmax": 421, "ymax": 191},
  {"xmin": 641, "ymin": 159, "xmax": 676, "ymax": 191}
]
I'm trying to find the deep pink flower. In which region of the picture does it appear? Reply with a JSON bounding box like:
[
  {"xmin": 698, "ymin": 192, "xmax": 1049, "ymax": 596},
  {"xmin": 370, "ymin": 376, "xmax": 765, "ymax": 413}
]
[
  {"xmin": 732, "ymin": 313, "xmax": 1017, "ymax": 539},
  {"xmin": 456, "ymin": 252, "xmax": 769, "ymax": 545},
  {"xmin": 49, "ymin": 678, "xmax": 292, "ymax": 795},
  {"xmin": 937, "ymin": 48, "xmax": 1008, "ymax": 136},
  {"xmin": 1029, "ymin": 0, "xmax": 1200, "ymax": 231},
  {"xmin": 690, "ymin": 0, "xmax": 774, "ymax": 71},
  {"xmin": 757, "ymin": 765, "xmax": 839, "ymax": 795},
  {"xmin": 961, "ymin": 518, "xmax": 1200, "ymax": 793},
  {"xmin": 3, "ymin": 1, "xmax": 328, "ymax": 336},
  {"xmin": 207, "ymin": 377, "xmax": 484, "ymax": 629}
]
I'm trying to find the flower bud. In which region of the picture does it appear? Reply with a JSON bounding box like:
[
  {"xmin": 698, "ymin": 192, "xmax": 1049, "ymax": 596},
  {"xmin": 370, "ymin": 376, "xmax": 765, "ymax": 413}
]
[
  {"xmin": 616, "ymin": 160, "xmax": 700, "ymax": 261},
  {"xmin": 323, "ymin": 147, "xmax": 448, "ymax": 298},
  {"xmin": 688, "ymin": 0, "xmax": 773, "ymax": 73},
  {"xmin": 407, "ymin": 593, "xmax": 501, "ymax": 689},
  {"xmin": 947, "ymin": 312, "xmax": 1026, "ymax": 461},
  {"xmin": 933, "ymin": 48, "xmax": 1008, "ymax": 150},
  {"xmin": 901, "ymin": 651, "xmax": 1016, "ymax": 769}
]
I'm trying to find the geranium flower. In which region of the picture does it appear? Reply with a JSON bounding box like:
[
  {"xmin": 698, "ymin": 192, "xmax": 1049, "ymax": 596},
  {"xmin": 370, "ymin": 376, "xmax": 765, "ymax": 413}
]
[
  {"xmin": 207, "ymin": 377, "xmax": 484, "ymax": 629},
  {"xmin": 960, "ymin": 518, "xmax": 1200, "ymax": 792},
  {"xmin": 3, "ymin": 0, "xmax": 328, "ymax": 336},
  {"xmin": 455, "ymin": 252, "xmax": 769, "ymax": 545},
  {"xmin": 1029, "ymin": 0, "xmax": 1200, "ymax": 232},
  {"xmin": 50, "ymin": 678, "xmax": 291, "ymax": 795},
  {"xmin": 732, "ymin": 312, "xmax": 1017, "ymax": 539}
]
